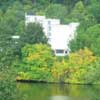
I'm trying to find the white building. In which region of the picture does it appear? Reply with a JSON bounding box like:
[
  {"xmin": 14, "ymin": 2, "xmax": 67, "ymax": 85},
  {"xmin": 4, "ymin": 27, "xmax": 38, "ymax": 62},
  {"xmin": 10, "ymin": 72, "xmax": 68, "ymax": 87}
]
[{"xmin": 25, "ymin": 13, "xmax": 79, "ymax": 56}]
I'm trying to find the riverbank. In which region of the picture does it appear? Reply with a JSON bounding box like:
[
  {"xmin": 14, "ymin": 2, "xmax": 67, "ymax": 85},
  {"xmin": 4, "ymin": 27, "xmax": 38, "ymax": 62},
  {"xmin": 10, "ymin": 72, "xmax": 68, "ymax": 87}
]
[
  {"xmin": 14, "ymin": 45, "xmax": 100, "ymax": 85},
  {"xmin": 16, "ymin": 79, "xmax": 100, "ymax": 85}
]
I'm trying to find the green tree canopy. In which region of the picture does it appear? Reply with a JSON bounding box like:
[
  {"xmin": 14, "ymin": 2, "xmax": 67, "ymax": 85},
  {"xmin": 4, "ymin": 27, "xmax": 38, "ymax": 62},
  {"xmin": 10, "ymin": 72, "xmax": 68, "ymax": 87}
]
[
  {"xmin": 45, "ymin": 4, "xmax": 68, "ymax": 23},
  {"xmin": 70, "ymin": 24, "xmax": 100, "ymax": 56},
  {"xmin": 20, "ymin": 23, "xmax": 47, "ymax": 46}
]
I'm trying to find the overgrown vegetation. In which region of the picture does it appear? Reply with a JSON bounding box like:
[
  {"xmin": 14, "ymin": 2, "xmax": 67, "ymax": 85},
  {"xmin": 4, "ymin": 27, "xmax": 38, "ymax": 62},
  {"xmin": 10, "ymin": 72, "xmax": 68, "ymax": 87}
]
[
  {"xmin": 0, "ymin": 0, "xmax": 100, "ymax": 99},
  {"xmin": 16, "ymin": 45, "xmax": 100, "ymax": 84}
]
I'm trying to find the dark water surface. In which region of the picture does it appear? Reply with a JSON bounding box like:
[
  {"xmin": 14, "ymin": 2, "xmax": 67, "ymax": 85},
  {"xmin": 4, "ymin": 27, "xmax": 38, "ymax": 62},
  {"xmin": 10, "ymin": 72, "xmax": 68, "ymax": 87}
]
[{"xmin": 17, "ymin": 83, "xmax": 100, "ymax": 100}]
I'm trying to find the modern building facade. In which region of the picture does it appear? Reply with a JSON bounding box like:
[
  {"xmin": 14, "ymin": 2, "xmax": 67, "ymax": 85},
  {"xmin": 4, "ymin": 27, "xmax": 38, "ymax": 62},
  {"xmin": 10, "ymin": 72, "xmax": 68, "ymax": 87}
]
[{"xmin": 25, "ymin": 13, "xmax": 79, "ymax": 56}]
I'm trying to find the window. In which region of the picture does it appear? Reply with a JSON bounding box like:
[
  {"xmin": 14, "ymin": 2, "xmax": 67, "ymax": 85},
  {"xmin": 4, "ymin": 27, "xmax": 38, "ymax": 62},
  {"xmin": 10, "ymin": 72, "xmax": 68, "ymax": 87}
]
[
  {"xmin": 34, "ymin": 17, "xmax": 37, "ymax": 21},
  {"xmin": 48, "ymin": 32, "xmax": 51, "ymax": 36},
  {"xmin": 48, "ymin": 20, "xmax": 51, "ymax": 25},
  {"xmin": 65, "ymin": 51, "xmax": 67, "ymax": 54},
  {"xmin": 48, "ymin": 26, "xmax": 51, "ymax": 36},
  {"xmin": 48, "ymin": 26, "xmax": 51, "ymax": 31},
  {"xmin": 56, "ymin": 49, "xmax": 64, "ymax": 53},
  {"xmin": 48, "ymin": 38, "xmax": 51, "ymax": 43}
]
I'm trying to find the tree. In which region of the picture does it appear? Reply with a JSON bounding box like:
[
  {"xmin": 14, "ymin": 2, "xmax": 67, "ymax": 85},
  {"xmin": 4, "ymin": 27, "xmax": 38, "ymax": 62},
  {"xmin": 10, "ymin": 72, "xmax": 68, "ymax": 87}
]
[
  {"xmin": 70, "ymin": 24, "xmax": 100, "ymax": 56},
  {"xmin": 87, "ymin": 0, "xmax": 100, "ymax": 23},
  {"xmin": 20, "ymin": 23, "xmax": 47, "ymax": 46},
  {"xmin": 16, "ymin": 44, "xmax": 55, "ymax": 81},
  {"xmin": 0, "ymin": 20, "xmax": 23, "ymax": 100},
  {"xmin": 45, "ymin": 4, "xmax": 68, "ymax": 23},
  {"xmin": 69, "ymin": 1, "xmax": 86, "ymax": 22},
  {"xmin": 21, "ymin": 44, "xmax": 54, "ymax": 66}
]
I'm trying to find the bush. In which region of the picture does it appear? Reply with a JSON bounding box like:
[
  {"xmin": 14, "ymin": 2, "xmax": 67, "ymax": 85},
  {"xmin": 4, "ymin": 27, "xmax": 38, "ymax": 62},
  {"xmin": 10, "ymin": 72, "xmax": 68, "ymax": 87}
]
[
  {"xmin": 17, "ymin": 44, "xmax": 55, "ymax": 82},
  {"xmin": 64, "ymin": 48, "xmax": 97, "ymax": 84},
  {"xmin": 17, "ymin": 45, "xmax": 100, "ymax": 84}
]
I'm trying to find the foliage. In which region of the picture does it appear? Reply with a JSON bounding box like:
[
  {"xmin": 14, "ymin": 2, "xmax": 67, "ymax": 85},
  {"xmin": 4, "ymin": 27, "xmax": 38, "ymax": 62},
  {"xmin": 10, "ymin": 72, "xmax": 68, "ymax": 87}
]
[
  {"xmin": 0, "ymin": 2, "xmax": 24, "ymax": 99},
  {"xmin": 50, "ymin": 48, "xmax": 98, "ymax": 84},
  {"xmin": 0, "ymin": 1, "xmax": 100, "ymax": 99},
  {"xmin": 69, "ymin": 1, "xmax": 100, "ymax": 56},
  {"xmin": 51, "ymin": 61, "xmax": 68, "ymax": 82},
  {"xmin": 21, "ymin": 44, "xmax": 54, "ymax": 66},
  {"xmin": 45, "ymin": 4, "xmax": 68, "ymax": 23},
  {"xmin": 21, "ymin": 23, "xmax": 47, "ymax": 46},
  {"xmin": 88, "ymin": 0, "xmax": 100, "ymax": 23},
  {"xmin": 69, "ymin": 1, "xmax": 86, "ymax": 22},
  {"xmin": 17, "ymin": 45, "xmax": 100, "ymax": 84},
  {"xmin": 65, "ymin": 48, "xmax": 97, "ymax": 84},
  {"xmin": 70, "ymin": 24, "xmax": 100, "ymax": 56},
  {"xmin": 0, "ymin": 47, "xmax": 24, "ymax": 100},
  {"xmin": 16, "ymin": 44, "xmax": 55, "ymax": 82}
]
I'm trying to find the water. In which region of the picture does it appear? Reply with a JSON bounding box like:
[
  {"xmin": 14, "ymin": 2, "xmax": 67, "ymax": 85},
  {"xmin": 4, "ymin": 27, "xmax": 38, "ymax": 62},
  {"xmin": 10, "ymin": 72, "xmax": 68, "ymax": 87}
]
[{"xmin": 17, "ymin": 83, "xmax": 100, "ymax": 100}]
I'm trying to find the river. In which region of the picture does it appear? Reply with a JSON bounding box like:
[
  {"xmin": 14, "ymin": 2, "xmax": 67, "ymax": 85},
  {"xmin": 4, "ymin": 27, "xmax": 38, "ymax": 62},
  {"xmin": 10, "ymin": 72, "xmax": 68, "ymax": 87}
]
[{"xmin": 17, "ymin": 83, "xmax": 100, "ymax": 100}]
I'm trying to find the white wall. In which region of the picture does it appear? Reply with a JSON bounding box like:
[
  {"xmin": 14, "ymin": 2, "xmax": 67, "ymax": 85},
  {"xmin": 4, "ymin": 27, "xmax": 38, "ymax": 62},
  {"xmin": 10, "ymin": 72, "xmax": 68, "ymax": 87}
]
[
  {"xmin": 25, "ymin": 13, "xmax": 79, "ymax": 56},
  {"xmin": 50, "ymin": 25, "xmax": 69, "ymax": 50},
  {"xmin": 42, "ymin": 18, "xmax": 60, "ymax": 37},
  {"xmin": 25, "ymin": 14, "xmax": 46, "ymax": 25}
]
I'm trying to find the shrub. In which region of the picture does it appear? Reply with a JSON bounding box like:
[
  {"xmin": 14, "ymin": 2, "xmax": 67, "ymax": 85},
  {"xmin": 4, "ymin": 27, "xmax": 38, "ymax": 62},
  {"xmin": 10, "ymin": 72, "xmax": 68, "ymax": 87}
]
[
  {"xmin": 17, "ymin": 44, "xmax": 55, "ymax": 82},
  {"xmin": 17, "ymin": 46, "xmax": 100, "ymax": 84}
]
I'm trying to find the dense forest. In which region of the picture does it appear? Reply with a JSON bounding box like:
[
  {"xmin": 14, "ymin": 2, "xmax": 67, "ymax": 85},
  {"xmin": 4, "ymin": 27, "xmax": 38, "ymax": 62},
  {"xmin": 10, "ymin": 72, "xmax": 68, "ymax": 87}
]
[{"xmin": 0, "ymin": 0, "xmax": 100, "ymax": 100}]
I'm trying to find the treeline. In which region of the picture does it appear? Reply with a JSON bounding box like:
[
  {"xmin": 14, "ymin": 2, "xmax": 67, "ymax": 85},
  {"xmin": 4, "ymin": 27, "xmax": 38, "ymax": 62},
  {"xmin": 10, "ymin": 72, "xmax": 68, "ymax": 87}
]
[{"xmin": 0, "ymin": 0, "xmax": 100, "ymax": 56}]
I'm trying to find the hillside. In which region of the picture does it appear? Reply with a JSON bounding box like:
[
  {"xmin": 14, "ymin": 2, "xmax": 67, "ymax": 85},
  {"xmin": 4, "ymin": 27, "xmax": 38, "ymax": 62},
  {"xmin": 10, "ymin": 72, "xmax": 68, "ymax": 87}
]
[
  {"xmin": 0, "ymin": 0, "xmax": 100, "ymax": 55},
  {"xmin": 0, "ymin": 1, "xmax": 100, "ymax": 100}
]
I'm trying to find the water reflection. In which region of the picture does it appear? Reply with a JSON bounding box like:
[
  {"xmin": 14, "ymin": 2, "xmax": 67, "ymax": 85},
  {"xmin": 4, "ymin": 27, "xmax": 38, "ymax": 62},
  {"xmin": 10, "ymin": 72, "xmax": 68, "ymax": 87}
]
[
  {"xmin": 17, "ymin": 83, "xmax": 100, "ymax": 100},
  {"xmin": 50, "ymin": 96, "xmax": 69, "ymax": 100}
]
